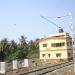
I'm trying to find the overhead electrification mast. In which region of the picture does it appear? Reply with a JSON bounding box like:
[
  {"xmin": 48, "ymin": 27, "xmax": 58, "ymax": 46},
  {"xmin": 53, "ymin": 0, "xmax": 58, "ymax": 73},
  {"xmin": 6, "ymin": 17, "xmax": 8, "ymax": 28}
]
[{"xmin": 41, "ymin": 13, "xmax": 75, "ymax": 71}]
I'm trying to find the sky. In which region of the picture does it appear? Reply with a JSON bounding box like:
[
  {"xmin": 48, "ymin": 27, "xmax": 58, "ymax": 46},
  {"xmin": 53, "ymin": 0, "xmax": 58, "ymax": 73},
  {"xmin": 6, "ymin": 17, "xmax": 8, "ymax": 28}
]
[{"xmin": 0, "ymin": 0, "xmax": 75, "ymax": 42}]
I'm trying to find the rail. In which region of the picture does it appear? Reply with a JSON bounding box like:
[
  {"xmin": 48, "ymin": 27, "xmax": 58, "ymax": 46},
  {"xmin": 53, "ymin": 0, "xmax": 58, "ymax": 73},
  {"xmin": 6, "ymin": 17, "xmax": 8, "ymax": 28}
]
[{"xmin": 18, "ymin": 61, "xmax": 73, "ymax": 75}]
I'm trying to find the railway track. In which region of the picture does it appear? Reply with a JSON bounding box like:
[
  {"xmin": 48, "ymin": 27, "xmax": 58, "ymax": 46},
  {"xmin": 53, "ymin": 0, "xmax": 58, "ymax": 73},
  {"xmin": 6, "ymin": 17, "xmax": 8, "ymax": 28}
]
[{"xmin": 18, "ymin": 61, "xmax": 73, "ymax": 75}]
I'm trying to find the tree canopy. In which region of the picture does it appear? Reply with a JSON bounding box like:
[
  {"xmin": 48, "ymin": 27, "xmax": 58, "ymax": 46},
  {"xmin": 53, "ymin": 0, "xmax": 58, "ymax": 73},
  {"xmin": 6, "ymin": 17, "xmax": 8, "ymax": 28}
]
[{"xmin": 0, "ymin": 36, "xmax": 39, "ymax": 62}]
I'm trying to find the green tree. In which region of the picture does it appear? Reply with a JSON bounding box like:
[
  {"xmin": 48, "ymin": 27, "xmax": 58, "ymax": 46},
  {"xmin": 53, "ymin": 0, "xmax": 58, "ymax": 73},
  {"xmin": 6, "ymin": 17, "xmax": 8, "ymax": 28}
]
[
  {"xmin": 27, "ymin": 40, "xmax": 35, "ymax": 58},
  {"xmin": 0, "ymin": 36, "xmax": 40, "ymax": 62},
  {"xmin": 0, "ymin": 38, "xmax": 9, "ymax": 61},
  {"xmin": 9, "ymin": 40, "xmax": 17, "ymax": 53},
  {"xmin": 17, "ymin": 35, "xmax": 28, "ymax": 59},
  {"xmin": 34, "ymin": 38, "xmax": 39, "ymax": 57},
  {"xmin": 5, "ymin": 40, "xmax": 18, "ymax": 61},
  {"xmin": 27, "ymin": 39, "xmax": 39, "ymax": 58}
]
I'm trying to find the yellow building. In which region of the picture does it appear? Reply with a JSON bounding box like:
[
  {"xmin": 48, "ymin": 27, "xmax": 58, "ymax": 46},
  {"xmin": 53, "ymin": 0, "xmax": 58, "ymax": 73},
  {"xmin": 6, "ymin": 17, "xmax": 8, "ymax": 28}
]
[{"xmin": 39, "ymin": 32, "xmax": 73, "ymax": 62}]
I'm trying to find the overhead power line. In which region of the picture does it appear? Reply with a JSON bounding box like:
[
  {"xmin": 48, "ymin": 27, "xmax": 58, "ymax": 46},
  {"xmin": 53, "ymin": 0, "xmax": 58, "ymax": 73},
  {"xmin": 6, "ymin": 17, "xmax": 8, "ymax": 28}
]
[
  {"xmin": 40, "ymin": 15, "xmax": 62, "ymax": 29},
  {"xmin": 47, "ymin": 15, "xmax": 68, "ymax": 18}
]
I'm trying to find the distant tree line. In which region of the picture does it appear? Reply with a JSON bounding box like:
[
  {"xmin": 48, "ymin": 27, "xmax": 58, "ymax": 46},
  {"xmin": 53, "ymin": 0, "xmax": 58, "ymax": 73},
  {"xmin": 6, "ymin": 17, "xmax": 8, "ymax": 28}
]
[{"xmin": 0, "ymin": 35, "xmax": 39, "ymax": 62}]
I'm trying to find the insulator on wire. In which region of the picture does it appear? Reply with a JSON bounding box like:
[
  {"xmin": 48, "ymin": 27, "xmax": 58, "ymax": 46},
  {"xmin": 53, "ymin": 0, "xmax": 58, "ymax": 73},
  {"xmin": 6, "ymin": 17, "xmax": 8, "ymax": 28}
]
[{"xmin": 59, "ymin": 28, "xmax": 64, "ymax": 33}]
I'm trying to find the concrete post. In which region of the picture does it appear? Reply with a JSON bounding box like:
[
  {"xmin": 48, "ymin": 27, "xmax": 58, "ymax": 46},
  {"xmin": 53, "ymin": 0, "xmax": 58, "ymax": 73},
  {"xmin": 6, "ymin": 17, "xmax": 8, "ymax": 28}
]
[
  {"xmin": 74, "ymin": 58, "xmax": 75, "ymax": 72},
  {"xmin": 12, "ymin": 60, "xmax": 18, "ymax": 70},
  {"xmin": 0, "ymin": 62, "xmax": 7, "ymax": 74},
  {"xmin": 44, "ymin": 56, "xmax": 46, "ymax": 62},
  {"xmin": 23, "ymin": 59, "xmax": 29, "ymax": 67}
]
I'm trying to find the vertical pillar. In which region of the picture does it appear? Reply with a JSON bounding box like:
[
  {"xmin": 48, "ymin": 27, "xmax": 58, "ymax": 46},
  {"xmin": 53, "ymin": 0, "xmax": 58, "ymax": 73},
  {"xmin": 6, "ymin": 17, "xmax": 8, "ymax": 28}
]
[
  {"xmin": 12, "ymin": 60, "xmax": 18, "ymax": 70},
  {"xmin": 74, "ymin": 57, "xmax": 75, "ymax": 72},
  {"xmin": 73, "ymin": 37, "xmax": 75, "ymax": 72},
  {"xmin": 23, "ymin": 59, "xmax": 29, "ymax": 67},
  {"xmin": 0, "ymin": 62, "xmax": 7, "ymax": 74},
  {"xmin": 44, "ymin": 56, "xmax": 46, "ymax": 62}
]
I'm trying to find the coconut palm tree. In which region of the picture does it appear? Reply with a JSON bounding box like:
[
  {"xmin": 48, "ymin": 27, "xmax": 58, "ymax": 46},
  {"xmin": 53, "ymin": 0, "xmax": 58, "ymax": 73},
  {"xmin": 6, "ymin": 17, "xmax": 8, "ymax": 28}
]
[
  {"xmin": 18, "ymin": 35, "xmax": 28, "ymax": 59},
  {"xmin": 9, "ymin": 40, "xmax": 17, "ymax": 53},
  {"xmin": 0, "ymin": 38, "xmax": 9, "ymax": 61}
]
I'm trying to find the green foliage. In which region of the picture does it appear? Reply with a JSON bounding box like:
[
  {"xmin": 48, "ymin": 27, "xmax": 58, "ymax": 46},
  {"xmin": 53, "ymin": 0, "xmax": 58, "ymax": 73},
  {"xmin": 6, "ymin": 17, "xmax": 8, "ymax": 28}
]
[
  {"xmin": 5, "ymin": 51, "xmax": 18, "ymax": 62},
  {"xmin": 27, "ymin": 39, "xmax": 39, "ymax": 58},
  {"xmin": 59, "ymin": 59, "xmax": 65, "ymax": 62},
  {"xmin": 0, "ymin": 36, "xmax": 39, "ymax": 62}
]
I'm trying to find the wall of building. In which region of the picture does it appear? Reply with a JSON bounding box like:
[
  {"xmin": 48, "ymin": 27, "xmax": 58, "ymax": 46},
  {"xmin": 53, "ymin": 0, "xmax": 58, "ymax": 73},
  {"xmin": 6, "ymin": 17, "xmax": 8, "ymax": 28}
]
[
  {"xmin": 39, "ymin": 33, "xmax": 73, "ymax": 62},
  {"xmin": 39, "ymin": 39, "xmax": 66, "ymax": 51}
]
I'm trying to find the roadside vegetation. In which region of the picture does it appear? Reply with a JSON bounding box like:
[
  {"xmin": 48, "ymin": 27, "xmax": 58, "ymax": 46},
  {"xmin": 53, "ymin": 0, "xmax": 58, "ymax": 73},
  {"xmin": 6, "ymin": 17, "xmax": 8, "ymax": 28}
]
[{"xmin": 0, "ymin": 35, "xmax": 39, "ymax": 62}]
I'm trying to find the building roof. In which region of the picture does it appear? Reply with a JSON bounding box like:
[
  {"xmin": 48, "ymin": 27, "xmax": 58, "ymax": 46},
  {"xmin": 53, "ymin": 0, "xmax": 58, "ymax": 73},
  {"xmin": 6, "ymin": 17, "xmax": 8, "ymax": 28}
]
[{"xmin": 39, "ymin": 32, "xmax": 72, "ymax": 42}]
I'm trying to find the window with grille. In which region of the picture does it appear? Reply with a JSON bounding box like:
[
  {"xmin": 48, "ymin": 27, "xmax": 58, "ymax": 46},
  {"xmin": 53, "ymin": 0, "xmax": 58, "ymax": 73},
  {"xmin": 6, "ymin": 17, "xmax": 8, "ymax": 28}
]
[
  {"xmin": 42, "ymin": 54, "xmax": 45, "ymax": 57},
  {"xmin": 43, "ymin": 44, "xmax": 47, "ymax": 47},
  {"xmin": 51, "ymin": 42, "xmax": 65, "ymax": 47}
]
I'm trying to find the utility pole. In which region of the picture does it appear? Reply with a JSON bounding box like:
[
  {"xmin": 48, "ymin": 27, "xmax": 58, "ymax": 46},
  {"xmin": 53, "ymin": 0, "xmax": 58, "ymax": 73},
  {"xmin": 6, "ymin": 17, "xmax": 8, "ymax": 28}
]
[{"xmin": 69, "ymin": 13, "xmax": 75, "ymax": 72}]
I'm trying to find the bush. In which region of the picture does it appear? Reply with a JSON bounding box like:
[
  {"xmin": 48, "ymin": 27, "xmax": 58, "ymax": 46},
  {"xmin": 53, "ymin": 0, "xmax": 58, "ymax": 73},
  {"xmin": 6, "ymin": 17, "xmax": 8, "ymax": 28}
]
[{"xmin": 59, "ymin": 59, "xmax": 64, "ymax": 62}]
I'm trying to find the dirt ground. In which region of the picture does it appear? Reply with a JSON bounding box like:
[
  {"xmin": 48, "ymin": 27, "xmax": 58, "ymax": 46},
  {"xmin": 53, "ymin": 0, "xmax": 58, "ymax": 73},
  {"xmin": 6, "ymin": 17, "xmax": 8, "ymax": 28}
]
[
  {"xmin": 60, "ymin": 69, "xmax": 75, "ymax": 75},
  {"xmin": 1, "ymin": 66, "xmax": 75, "ymax": 75},
  {"xmin": 6, "ymin": 67, "xmax": 29, "ymax": 75},
  {"xmin": 6, "ymin": 69, "xmax": 75, "ymax": 75}
]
